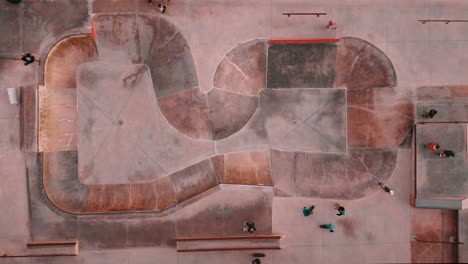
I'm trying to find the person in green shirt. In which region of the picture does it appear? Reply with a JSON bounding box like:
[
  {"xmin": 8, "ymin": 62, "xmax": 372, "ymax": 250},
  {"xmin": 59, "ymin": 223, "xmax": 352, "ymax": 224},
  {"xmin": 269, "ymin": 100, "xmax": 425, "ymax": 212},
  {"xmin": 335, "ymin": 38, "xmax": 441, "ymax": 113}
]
[
  {"xmin": 320, "ymin": 224, "xmax": 336, "ymax": 232},
  {"xmin": 303, "ymin": 205, "xmax": 315, "ymax": 216}
]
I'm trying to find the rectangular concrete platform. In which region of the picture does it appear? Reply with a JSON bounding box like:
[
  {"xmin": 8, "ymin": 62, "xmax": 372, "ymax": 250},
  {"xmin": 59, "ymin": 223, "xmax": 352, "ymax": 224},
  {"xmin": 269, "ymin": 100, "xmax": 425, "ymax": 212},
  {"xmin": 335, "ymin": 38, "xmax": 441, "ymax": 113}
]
[
  {"xmin": 416, "ymin": 123, "xmax": 468, "ymax": 200},
  {"xmin": 176, "ymin": 235, "xmax": 282, "ymax": 252}
]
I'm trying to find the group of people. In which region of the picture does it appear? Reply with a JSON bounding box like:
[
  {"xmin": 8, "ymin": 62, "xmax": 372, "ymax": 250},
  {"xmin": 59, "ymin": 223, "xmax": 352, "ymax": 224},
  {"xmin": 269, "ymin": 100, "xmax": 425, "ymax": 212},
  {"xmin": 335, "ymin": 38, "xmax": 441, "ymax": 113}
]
[
  {"xmin": 148, "ymin": 0, "xmax": 170, "ymax": 14},
  {"xmin": 302, "ymin": 204, "xmax": 345, "ymax": 232},
  {"xmin": 425, "ymin": 142, "xmax": 456, "ymax": 158},
  {"xmin": 301, "ymin": 183, "xmax": 394, "ymax": 233}
]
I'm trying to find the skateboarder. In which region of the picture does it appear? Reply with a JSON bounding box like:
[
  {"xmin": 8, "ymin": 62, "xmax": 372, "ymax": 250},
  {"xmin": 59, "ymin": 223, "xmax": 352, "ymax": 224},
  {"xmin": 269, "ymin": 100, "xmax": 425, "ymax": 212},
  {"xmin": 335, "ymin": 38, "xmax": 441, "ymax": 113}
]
[
  {"xmin": 424, "ymin": 143, "xmax": 440, "ymax": 152},
  {"xmin": 379, "ymin": 182, "xmax": 394, "ymax": 195},
  {"xmin": 320, "ymin": 224, "xmax": 336, "ymax": 232},
  {"xmin": 335, "ymin": 204, "xmax": 346, "ymax": 216},
  {"xmin": 303, "ymin": 205, "xmax": 315, "ymax": 216},
  {"xmin": 439, "ymin": 149, "xmax": 455, "ymax": 158},
  {"xmin": 422, "ymin": 109, "xmax": 437, "ymax": 118},
  {"xmin": 242, "ymin": 221, "xmax": 256, "ymax": 234}
]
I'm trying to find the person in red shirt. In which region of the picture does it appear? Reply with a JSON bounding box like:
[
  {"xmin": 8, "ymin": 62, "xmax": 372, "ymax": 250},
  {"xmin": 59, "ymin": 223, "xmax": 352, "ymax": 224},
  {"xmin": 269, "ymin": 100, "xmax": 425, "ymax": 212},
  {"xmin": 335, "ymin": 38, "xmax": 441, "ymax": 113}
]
[
  {"xmin": 326, "ymin": 20, "xmax": 337, "ymax": 30},
  {"xmin": 424, "ymin": 143, "xmax": 440, "ymax": 152}
]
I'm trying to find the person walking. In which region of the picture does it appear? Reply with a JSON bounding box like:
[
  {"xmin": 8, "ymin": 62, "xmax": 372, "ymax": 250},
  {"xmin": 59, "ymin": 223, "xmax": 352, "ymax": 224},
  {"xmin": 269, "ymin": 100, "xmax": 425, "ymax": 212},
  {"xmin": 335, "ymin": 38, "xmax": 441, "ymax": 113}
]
[
  {"xmin": 20, "ymin": 53, "xmax": 35, "ymax": 65},
  {"xmin": 320, "ymin": 224, "xmax": 336, "ymax": 232},
  {"xmin": 422, "ymin": 109, "xmax": 437, "ymax": 118},
  {"xmin": 303, "ymin": 205, "xmax": 315, "ymax": 216},
  {"xmin": 242, "ymin": 221, "xmax": 256, "ymax": 234},
  {"xmin": 379, "ymin": 182, "xmax": 394, "ymax": 195},
  {"xmin": 335, "ymin": 204, "xmax": 346, "ymax": 216}
]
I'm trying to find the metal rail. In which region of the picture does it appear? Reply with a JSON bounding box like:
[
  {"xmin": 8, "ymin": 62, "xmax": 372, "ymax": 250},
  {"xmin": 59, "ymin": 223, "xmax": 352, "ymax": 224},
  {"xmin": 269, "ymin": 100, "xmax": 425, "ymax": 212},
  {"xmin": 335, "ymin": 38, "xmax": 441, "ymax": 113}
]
[
  {"xmin": 415, "ymin": 239, "xmax": 464, "ymax": 245},
  {"xmin": 419, "ymin": 19, "xmax": 468, "ymax": 24},
  {"xmin": 283, "ymin": 12, "xmax": 327, "ymax": 17}
]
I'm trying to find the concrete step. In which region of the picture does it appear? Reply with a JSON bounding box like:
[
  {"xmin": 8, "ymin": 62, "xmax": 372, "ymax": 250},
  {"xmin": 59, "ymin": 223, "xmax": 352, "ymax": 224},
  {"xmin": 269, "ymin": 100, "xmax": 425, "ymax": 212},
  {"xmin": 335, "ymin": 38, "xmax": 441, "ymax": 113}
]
[
  {"xmin": 176, "ymin": 235, "xmax": 282, "ymax": 252},
  {"xmin": 416, "ymin": 198, "xmax": 463, "ymax": 209},
  {"xmin": 26, "ymin": 240, "xmax": 79, "ymax": 256}
]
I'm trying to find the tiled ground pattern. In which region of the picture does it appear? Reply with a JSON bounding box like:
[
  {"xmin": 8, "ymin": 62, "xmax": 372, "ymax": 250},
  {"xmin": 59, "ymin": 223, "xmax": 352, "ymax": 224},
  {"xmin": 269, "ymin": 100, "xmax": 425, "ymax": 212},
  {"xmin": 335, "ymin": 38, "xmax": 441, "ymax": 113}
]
[{"xmin": 411, "ymin": 208, "xmax": 458, "ymax": 263}]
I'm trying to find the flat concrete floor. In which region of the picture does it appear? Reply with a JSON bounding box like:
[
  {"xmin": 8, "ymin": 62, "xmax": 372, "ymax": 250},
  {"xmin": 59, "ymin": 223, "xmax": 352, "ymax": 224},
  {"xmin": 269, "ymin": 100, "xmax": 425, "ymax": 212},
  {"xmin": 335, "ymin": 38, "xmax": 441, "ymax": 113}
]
[{"xmin": 1, "ymin": 0, "xmax": 468, "ymax": 263}]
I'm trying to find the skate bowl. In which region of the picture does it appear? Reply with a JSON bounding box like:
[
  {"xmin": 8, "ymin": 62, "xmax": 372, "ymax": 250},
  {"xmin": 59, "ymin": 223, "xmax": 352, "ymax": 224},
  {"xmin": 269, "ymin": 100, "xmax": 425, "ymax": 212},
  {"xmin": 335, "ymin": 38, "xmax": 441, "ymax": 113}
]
[{"xmin": 38, "ymin": 13, "xmax": 413, "ymax": 215}]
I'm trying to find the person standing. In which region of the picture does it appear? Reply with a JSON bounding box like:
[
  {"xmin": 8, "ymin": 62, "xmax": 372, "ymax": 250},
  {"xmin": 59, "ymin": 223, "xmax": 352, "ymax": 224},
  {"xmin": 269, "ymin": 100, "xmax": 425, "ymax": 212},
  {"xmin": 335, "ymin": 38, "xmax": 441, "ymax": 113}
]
[
  {"xmin": 326, "ymin": 20, "xmax": 337, "ymax": 30},
  {"xmin": 20, "ymin": 53, "xmax": 35, "ymax": 65},
  {"xmin": 252, "ymin": 258, "xmax": 261, "ymax": 264},
  {"xmin": 422, "ymin": 109, "xmax": 437, "ymax": 118},
  {"xmin": 158, "ymin": 3, "xmax": 167, "ymax": 13},
  {"xmin": 335, "ymin": 204, "xmax": 346, "ymax": 216},
  {"xmin": 424, "ymin": 143, "xmax": 440, "ymax": 152},
  {"xmin": 242, "ymin": 221, "xmax": 256, "ymax": 234},
  {"xmin": 303, "ymin": 205, "xmax": 315, "ymax": 216}
]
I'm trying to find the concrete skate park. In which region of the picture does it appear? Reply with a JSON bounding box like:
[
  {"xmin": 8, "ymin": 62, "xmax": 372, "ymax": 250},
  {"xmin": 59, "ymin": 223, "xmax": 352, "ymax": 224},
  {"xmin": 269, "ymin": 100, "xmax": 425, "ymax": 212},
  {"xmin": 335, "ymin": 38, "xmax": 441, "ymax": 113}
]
[{"xmin": 1, "ymin": 1, "xmax": 468, "ymax": 263}]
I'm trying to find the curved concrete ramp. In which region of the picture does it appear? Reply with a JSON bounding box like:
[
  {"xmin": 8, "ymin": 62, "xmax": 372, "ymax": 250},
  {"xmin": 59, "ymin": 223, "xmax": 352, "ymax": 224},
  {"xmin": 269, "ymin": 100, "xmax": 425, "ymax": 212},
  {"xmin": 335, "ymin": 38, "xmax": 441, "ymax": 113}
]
[
  {"xmin": 209, "ymin": 39, "xmax": 266, "ymax": 139},
  {"xmin": 43, "ymin": 150, "xmax": 272, "ymax": 214},
  {"xmin": 216, "ymin": 38, "xmax": 412, "ymax": 199},
  {"xmin": 45, "ymin": 34, "xmax": 98, "ymax": 89},
  {"xmin": 348, "ymin": 87, "xmax": 413, "ymax": 148},
  {"xmin": 335, "ymin": 37, "xmax": 397, "ymax": 89},
  {"xmin": 265, "ymin": 38, "xmax": 396, "ymax": 90},
  {"xmin": 39, "ymin": 34, "xmax": 98, "ymax": 152},
  {"xmin": 92, "ymin": 13, "xmax": 208, "ymax": 140}
]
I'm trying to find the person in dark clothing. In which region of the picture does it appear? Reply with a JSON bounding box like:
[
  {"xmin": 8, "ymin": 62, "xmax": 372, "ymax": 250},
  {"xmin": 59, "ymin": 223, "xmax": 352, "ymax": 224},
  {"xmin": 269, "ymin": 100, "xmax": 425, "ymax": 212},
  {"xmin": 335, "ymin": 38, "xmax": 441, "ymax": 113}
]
[
  {"xmin": 422, "ymin": 109, "xmax": 437, "ymax": 118},
  {"xmin": 439, "ymin": 149, "xmax": 455, "ymax": 157},
  {"xmin": 379, "ymin": 182, "xmax": 394, "ymax": 195},
  {"xmin": 335, "ymin": 204, "xmax": 346, "ymax": 216},
  {"xmin": 242, "ymin": 221, "xmax": 256, "ymax": 233},
  {"xmin": 303, "ymin": 205, "xmax": 315, "ymax": 216},
  {"xmin": 148, "ymin": 0, "xmax": 168, "ymax": 13},
  {"xmin": 20, "ymin": 53, "xmax": 35, "ymax": 65},
  {"xmin": 6, "ymin": 0, "xmax": 22, "ymax": 4},
  {"xmin": 158, "ymin": 3, "xmax": 167, "ymax": 13}
]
